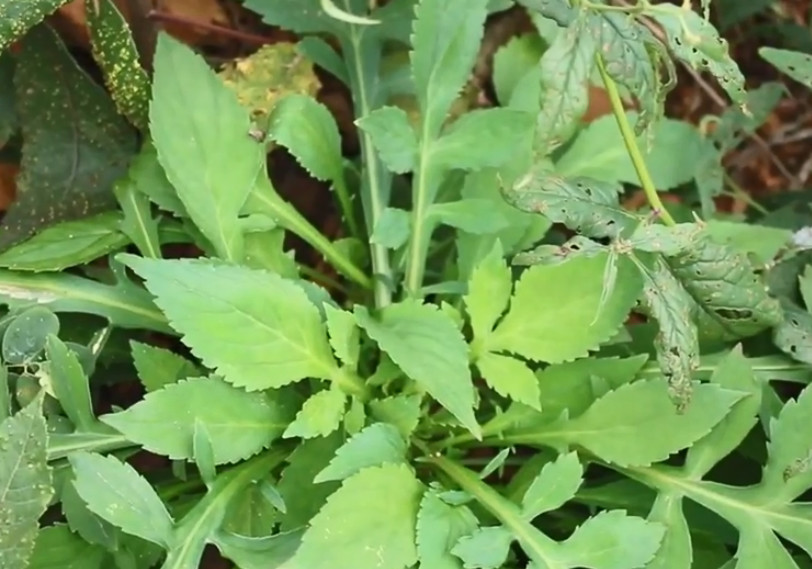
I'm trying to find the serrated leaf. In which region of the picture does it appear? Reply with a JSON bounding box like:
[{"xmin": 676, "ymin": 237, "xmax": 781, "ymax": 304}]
[
  {"xmin": 475, "ymin": 352, "xmax": 540, "ymax": 410},
  {"xmin": 0, "ymin": 396, "xmax": 53, "ymax": 569},
  {"xmin": 102, "ymin": 376, "xmax": 293, "ymax": 464},
  {"xmin": 428, "ymin": 199, "xmax": 509, "ymax": 235},
  {"xmin": 628, "ymin": 222, "xmax": 706, "ymax": 256},
  {"xmin": 356, "ymin": 106, "xmax": 417, "ymax": 174},
  {"xmin": 760, "ymin": 47, "xmax": 812, "ymax": 89},
  {"xmin": 61, "ymin": 480, "xmax": 119, "ymax": 550},
  {"xmin": 120, "ymin": 255, "xmax": 339, "ymax": 390},
  {"xmin": 521, "ymin": 451, "xmax": 582, "ymax": 520},
  {"xmin": 69, "ymin": 452, "xmax": 173, "ymax": 547},
  {"xmin": 0, "ymin": 0, "xmax": 71, "ymax": 52},
  {"xmin": 150, "ymin": 33, "xmax": 264, "ymax": 261},
  {"xmin": 416, "ymin": 488, "xmax": 479, "ymax": 569},
  {"xmin": 534, "ymin": 14, "xmax": 597, "ymax": 154},
  {"xmin": 315, "ymin": 422, "xmax": 407, "ymax": 483},
  {"xmin": 44, "ymin": 335, "xmax": 94, "ymax": 431},
  {"xmin": 369, "ymin": 395, "xmax": 422, "ymax": 439},
  {"xmin": 649, "ymin": 4, "xmax": 746, "ymax": 108},
  {"xmin": 452, "ymin": 526, "xmax": 513, "ymax": 569},
  {"xmin": 553, "ymin": 509, "xmax": 664, "ymax": 569},
  {"xmin": 5, "ymin": 24, "xmax": 136, "ymax": 250},
  {"xmin": 86, "ymin": 0, "xmax": 150, "ymax": 130},
  {"xmin": 268, "ymin": 94, "xmax": 344, "ymax": 184},
  {"xmin": 465, "ymin": 241, "xmax": 512, "ymax": 344},
  {"xmin": 292, "ymin": 463, "xmax": 423, "ymax": 569},
  {"xmin": 28, "ymin": 525, "xmax": 107, "ymax": 569},
  {"xmin": 0, "ymin": 213, "xmax": 128, "ymax": 272},
  {"xmin": 507, "ymin": 167, "xmax": 637, "ymax": 239},
  {"xmin": 129, "ymin": 340, "xmax": 198, "ymax": 392},
  {"xmin": 355, "ymin": 301, "xmax": 480, "ymax": 438},
  {"xmin": 432, "ymin": 109, "xmax": 533, "ymax": 170},
  {"xmin": 507, "ymin": 380, "xmax": 744, "ymax": 467},
  {"xmin": 487, "ymin": 252, "xmax": 642, "ymax": 363},
  {"xmin": 761, "ymin": 383, "xmax": 812, "ymax": 500},
  {"xmin": 324, "ymin": 304, "xmax": 361, "ymax": 368},
  {"xmin": 283, "ymin": 387, "xmax": 346, "ymax": 439},
  {"xmin": 411, "ymin": 0, "xmax": 489, "ymax": 136}
]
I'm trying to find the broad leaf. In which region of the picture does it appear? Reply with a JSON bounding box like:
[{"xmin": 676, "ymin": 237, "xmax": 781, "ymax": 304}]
[
  {"xmin": 129, "ymin": 340, "xmax": 199, "ymax": 392},
  {"xmin": 69, "ymin": 452, "xmax": 173, "ymax": 547},
  {"xmin": 475, "ymin": 352, "xmax": 541, "ymax": 410},
  {"xmin": 292, "ymin": 463, "xmax": 424, "ymax": 569},
  {"xmin": 315, "ymin": 422, "xmax": 408, "ymax": 483},
  {"xmin": 452, "ymin": 526, "xmax": 514, "ymax": 569},
  {"xmin": 465, "ymin": 241, "xmax": 512, "ymax": 344},
  {"xmin": 324, "ymin": 304, "xmax": 361, "ymax": 368},
  {"xmin": 356, "ymin": 106, "xmax": 417, "ymax": 174},
  {"xmin": 283, "ymin": 387, "xmax": 346, "ymax": 439},
  {"xmin": 120, "ymin": 256, "xmax": 339, "ymax": 390},
  {"xmin": 150, "ymin": 33, "xmax": 264, "ymax": 261},
  {"xmin": 416, "ymin": 488, "xmax": 479, "ymax": 569},
  {"xmin": 101, "ymin": 377, "xmax": 294, "ymax": 464},
  {"xmin": 355, "ymin": 301, "xmax": 480, "ymax": 437},
  {"xmin": 0, "ymin": 396, "xmax": 53, "ymax": 569},
  {"xmin": 760, "ymin": 47, "xmax": 812, "ymax": 89},
  {"xmin": 521, "ymin": 452, "xmax": 582, "ymax": 520},
  {"xmin": 369, "ymin": 395, "xmax": 422, "ymax": 439}
]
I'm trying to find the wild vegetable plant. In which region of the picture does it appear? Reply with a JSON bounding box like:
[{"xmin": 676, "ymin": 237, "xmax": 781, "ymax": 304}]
[{"xmin": 2, "ymin": 1, "xmax": 812, "ymax": 568}]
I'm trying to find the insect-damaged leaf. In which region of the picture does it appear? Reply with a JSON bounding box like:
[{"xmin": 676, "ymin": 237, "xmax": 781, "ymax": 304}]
[{"xmin": 4, "ymin": 24, "xmax": 136, "ymax": 250}]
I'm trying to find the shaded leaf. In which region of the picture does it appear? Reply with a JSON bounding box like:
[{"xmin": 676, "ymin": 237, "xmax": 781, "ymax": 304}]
[
  {"xmin": 44, "ymin": 335, "xmax": 95, "ymax": 431},
  {"xmin": 0, "ymin": 0, "xmax": 71, "ymax": 52}
]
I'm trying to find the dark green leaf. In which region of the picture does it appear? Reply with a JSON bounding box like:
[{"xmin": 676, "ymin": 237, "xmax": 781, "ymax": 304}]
[
  {"xmin": 0, "ymin": 0, "xmax": 72, "ymax": 52},
  {"xmin": 2, "ymin": 306, "xmax": 59, "ymax": 365},
  {"xmin": 44, "ymin": 335, "xmax": 95, "ymax": 431}
]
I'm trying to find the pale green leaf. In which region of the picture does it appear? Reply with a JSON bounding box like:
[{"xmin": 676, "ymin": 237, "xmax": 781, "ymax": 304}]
[
  {"xmin": 553, "ymin": 510, "xmax": 664, "ymax": 569},
  {"xmin": 129, "ymin": 340, "xmax": 199, "ymax": 392},
  {"xmin": 315, "ymin": 422, "xmax": 407, "ymax": 483},
  {"xmin": 324, "ymin": 304, "xmax": 361, "ymax": 368},
  {"xmin": 704, "ymin": 220, "xmax": 791, "ymax": 265},
  {"xmin": 475, "ymin": 352, "xmax": 540, "ymax": 410},
  {"xmin": 114, "ymin": 179, "xmax": 161, "ymax": 259},
  {"xmin": 44, "ymin": 335, "xmax": 95, "ymax": 431},
  {"xmin": 129, "ymin": 140, "xmax": 186, "ymax": 216},
  {"xmin": 416, "ymin": 488, "xmax": 479, "ymax": 569},
  {"xmin": 464, "ymin": 241, "xmax": 512, "ymax": 344},
  {"xmin": 369, "ymin": 395, "xmax": 422, "ymax": 439},
  {"xmin": 372, "ymin": 207, "xmax": 411, "ymax": 249},
  {"xmin": 644, "ymin": 493, "xmax": 691, "ymax": 569},
  {"xmin": 452, "ymin": 526, "xmax": 513, "ymax": 569},
  {"xmin": 292, "ymin": 463, "xmax": 423, "ymax": 569},
  {"xmin": 120, "ymin": 255, "xmax": 339, "ymax": 390},
  {"xmin": 28, "ymin": 525, "xmax": 107, "ymax": 569},
  {"xmin": 283, "ymin": 387, "xmax": 346, "ymax": 439},
  {"xmin": 355, "ymin": 301, "xmax": 480, "ymax": 437},
  {"xmin": 521, "ymin": 452, "xmax": 582, "ymax": 520},
  {"xmin": 61, "ymin": 479, "xmax": 118, "ymax": 550},
  {"xmin": 268, "ymin": 94, "xmax": 344, "ymax": 183},
  {"xmin": 487, "ymin": 252, "xmax": 642, "ymax": 363},
  {"xmin": 428, "ymin": 200, "xmax": 509, "ymax": 234},
  {"xmin": 0, "ymin": 396, "xmax": 53, "ymax": 569},
  {"xmin": 761, "ymin": 383, "xmax": 812, "ymax": 500},
  {"xmin": 69, "ymin": 452, "xmax": 173, "ymax": 547},
  {"xmin": 760, "ymin": 47, "xmax": 812, "ymax": 89},
  {"xmin": 213, "ymin": 528, "xmax": 302, "ymax": 569},
  {"xmin": 0, "ymin": 213, "xmax": 128, "ymax": 272},
  {"xmin": 493, "ymin": 34, "xmax": 546, "ymax": 106},
  {"xmin": 356, "ymin": 106, "xmax": 417, "ymax": 174},
  {"xmin": 432, "ymin": 109, "xmax": 533, "ymax": 170},
  {"xmin": 193, "ymin": 419, "xmax": 217, "ymax": 486},
  {"xmin": 150, "ymin": 33, "xmax": 264, "ymax": 261},
  {"xmin": 101, "ymin": 377, "xmax": 294, "ymax": 464},
  {"xmin": 411, "ymin": 0, "xmax": 489, "ymax": 136}
]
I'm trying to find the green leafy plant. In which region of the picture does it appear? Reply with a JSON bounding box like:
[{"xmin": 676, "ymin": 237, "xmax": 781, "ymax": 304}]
[{"xmin": 2, "ymin": 1, "xmax": 812, "ymax": 568}]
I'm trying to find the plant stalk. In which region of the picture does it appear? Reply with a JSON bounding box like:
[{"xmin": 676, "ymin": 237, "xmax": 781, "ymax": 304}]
[{"xmin": 596, "ymin": 54, "xmax": 676, "ymax": 226}]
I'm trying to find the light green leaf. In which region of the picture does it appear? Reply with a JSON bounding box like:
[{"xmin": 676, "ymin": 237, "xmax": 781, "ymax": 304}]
[
  {"xmin": 432, "ymin": 109, "xmax": 533, "ymax": 170},
  {"xmin": 369, "ymin": 395, "xmax": 422, "ymax": 439},
  {"xmin": 324, "ymin": 304, "xmax": 361, "ymax": 368},
  {"xmin": 213, "ymin": 528, "xmax": 302, "ymax": 569},
  {"xmin": 221, "ymin": 480, "xmax": 278, "ymax": 538},
  {"xmin": 297, "ymin": 36, "xmax": 349, "ymax": 84},
  {"xmin": 150, "ymin": 33, "xmax": 264, "ymax": 261},
  {"xmin": 283, "ymin": 387, "xmax": 346, "ymax": 439},
  {"xmin": 0, "ymin": 395, "xmax": 53, "ymax": 569},
  {"xmin": 292, "ymin": 463, "xmax": 423, "ymax": 569},
  {"xmin": 644, "ymin": 493, "xmax": 691, "ymax": 569},
  {"xmin": 355, "ymin": 301, "xmax": 480, "ymax": 438},
  {"xmin": 521, "ymin": 452, "xmax": 582, "ymax": 520},
  {"xmin": 464, "ymin": 241, "xmax": 512, "ymax": 344},
  {"xmin": 0, "ymin": 213, "xmax": 128, "ymax": 272},
  {"xmin": 114, "ymin": 179, "xmax": 161, "ymax": 259},
  {"xmin": 428, "ymin": 200, "xmax": 509, "ymax": 234},
  {"xmin": 120, "ymin": 255, "xmax": 339, "ymax": 390},
  {"xmin": 760, "ymin": 47, "xmax": 812, "ymax": 89},
  {"xmin": 553, "ymin": 510, "xmax": 664, "ymax": 569},
  {"xmin": 487, "ymin": 252, "xmax": 642, "ymax": 363},
  {"xmin": 704, "ymin": 220, "xmax": 791, "ymax": 265},
  {"xmin": 493, "ymin": 33, "xmax": 547, "ymax": 106},
  {"xmin": 372, "ymin": 207, "xmax": 411, "ymax": 249},
  {"xmin": 526, "ymin": 380, "xmax": 744, "ymax": 467},
  {"xmin": 101, "ymin": 376, "xmax": 294, "ymax": 464},
  {"xmin": 534, "ymin": 14, "xmax": 597, "ymax": 154},
  {"xmin": 356, "ymin": 106, "xmax": 417, "ymax": 174},
  {"xmin": 61, "ymin": 479, "xmax": 118, "ymax": 550},
  {"xmin": 28, "ymin": 525, "xmax": 107, "ymax": 569},
  {"xmin": 315, "ymin": 422, "xmax": 407, "ymax": 483},
  {"xmin": 416, "ymin": 488, "xmax": 479, "ymax": 569},
  {"xmin": 476, "ymin": 352, "xmax": 540, "ymax": 410},
  {"xmin": 193, "ymin": 419, "xmax": 217, "ymax": 486},
  {"xmin": 44, "ymin": 335, "xmax": 95, "ymax": 431},
  {"xmin": 129, "ymin": 140, "xmax": 186, "ymax": 216},
  {"xmin": 69, "ymin": 452, "xmax": 173, "ymax": 547},
  {"xmin": 411, "ymin": 0, "xmax": 489, "ymax": 136},
  {"xmin": 452, "ymin": 526, "xmax": 513, "ymax": 569},
  {"xmin": 129, "ymin": 340, "xmax": 199, "ymax": 392},
  {"xmin": 761, "ymin": 383, "xmax": 812, "ymax": 500}
]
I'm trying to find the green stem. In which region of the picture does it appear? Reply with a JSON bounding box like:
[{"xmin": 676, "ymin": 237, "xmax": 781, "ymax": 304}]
[
  {"xmin": 404, "ymin": 134, "xmax": 434, "ymax": 297},
  {"xmin": 596, "ymin": 54, "xmax": 676, "ymax": 227},
  {"xmin": 333, "ymin": 170, "xmax": 362, "ymax": 240},
  {"xmin": 251, "ymin": 180, "xmax": 372, "ymax": 289}
]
